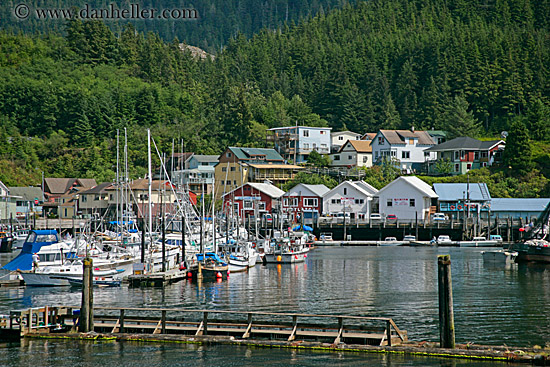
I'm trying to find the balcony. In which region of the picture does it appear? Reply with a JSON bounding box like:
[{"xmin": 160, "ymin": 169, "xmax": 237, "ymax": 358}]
[{"xmin": 251, "ymin": 172, "xmax": 294, "ymax": 181}]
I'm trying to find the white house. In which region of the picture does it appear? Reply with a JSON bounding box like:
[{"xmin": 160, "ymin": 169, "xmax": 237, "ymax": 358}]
[
  {"xmin": 375, "ymin": 176, "xmax": 438, "ymax": 221},
  {"xmin": 282, "ymin": 183, "xmax": 330, "ymax": 223},
  {"xmin": 371, "ymin": 129, "xmax": 436, "ymax": 173},
  {"xmin": 322, "ymin": 181, "xmax": 378, "ymax": 219},
  {"xmin": 331, "ymin": 131, "xmax": 362, "ymax": 152},
  {"xmin": 330, "ymin": 140, "xmax": 373, "ymax": 168}
]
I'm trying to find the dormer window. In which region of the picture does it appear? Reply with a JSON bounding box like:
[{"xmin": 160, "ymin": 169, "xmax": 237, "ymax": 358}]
[
  {"xmin": 378, "ymin": 136, "xmax": 384, "ymax": 145},
  {"xmin": 227, "ymin": 152, "xmax": 232, "ymax": 158}
]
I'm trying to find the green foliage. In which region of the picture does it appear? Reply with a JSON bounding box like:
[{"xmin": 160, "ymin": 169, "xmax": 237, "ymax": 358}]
[
  {"xmin": 503, "ymin": 117, "xmax": 535, "ymax": 176},
  {"xmin": 306, "ymin": 150, "xmax": 331, "ymax": 167},
  {"xmin": 435, "ymin": 158, "xmax": 453, "ymax": 176},
  {"xmin": 443, "ymin": 96, "xmax": 482, "ymax": 139},
  {"xmin": 282, "ymin": 172, "xmax": 337, "ymax": 191}
]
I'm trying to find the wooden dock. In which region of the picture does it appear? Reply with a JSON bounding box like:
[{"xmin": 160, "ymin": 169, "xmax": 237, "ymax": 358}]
[
  {"xmin": 2, "ymin": 305, "xmax": 550, "ymax": 363},
  {"xmin": 127, "ymin": 268, "xmax": 187, "ymax": 287}
]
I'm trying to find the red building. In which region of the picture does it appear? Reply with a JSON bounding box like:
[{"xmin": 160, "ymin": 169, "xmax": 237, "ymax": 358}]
[
  {"xmin": 222, "ymin": 182, "xmax": 285, "ymax": 219},
  {"xmin": 282, "ymin": 183, "xmax": 330, "ymax": 224}
]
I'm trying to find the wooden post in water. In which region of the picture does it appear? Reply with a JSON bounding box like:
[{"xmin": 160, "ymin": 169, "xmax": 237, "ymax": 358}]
[
  {"xmin": 438, "ymin": 255, "xmax": 455, "ymax": 348},
  {"xmin": 79, "ymin": 257, "xmax": 93, "ymax": 332},
  {"xmin": 141, "ymin": 218, "xmax": 145, "ymax": 264}
]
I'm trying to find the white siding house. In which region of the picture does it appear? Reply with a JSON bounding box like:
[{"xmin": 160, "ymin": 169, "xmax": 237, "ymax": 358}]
[
  {"xmin": 322, "ymin": 181, "xmax": 378, "ymax": 218},
  {"xmin": 371, "ymin": 130, "xmax": 436, "ymax": 173},
  {"xmin": 375, "ymin": 176, "xmax": 438, "ymax": 221},
  {"xmin": 331, "ymin": 131, "xmax": 362, "ymax": 152},
  {"xmin": 330, "ymin": 140, "xmax": 373, "ymax": 168}
]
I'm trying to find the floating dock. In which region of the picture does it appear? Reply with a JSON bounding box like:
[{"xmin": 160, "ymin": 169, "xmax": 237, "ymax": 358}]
[
  {"xmin": 127, "ymin": 268, "xmax": 187, "ymax": 287},
  {"xmin": 2, "ymin": 305, "xmax": 549, "ymax": 364}
]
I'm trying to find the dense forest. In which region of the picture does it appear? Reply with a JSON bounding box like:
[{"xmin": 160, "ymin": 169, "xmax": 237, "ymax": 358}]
[
  {"xmin": 0, "ymin": 0, "xmax": 352, "ymax": 52},
  {"xmin": 0, "ymin": 0, "xmax": 548, "ymax": 196}
]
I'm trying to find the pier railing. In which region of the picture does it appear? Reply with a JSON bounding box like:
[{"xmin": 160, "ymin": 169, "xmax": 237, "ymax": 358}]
[{"xmin": 5, "ymin": 306, "xmax": 407, "ymax": 346}]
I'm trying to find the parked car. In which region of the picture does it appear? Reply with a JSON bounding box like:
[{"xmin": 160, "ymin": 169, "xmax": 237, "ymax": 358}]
[
  {"xmin": 437, "ymin": 235, "xmax": 452, "ymax": 244},
  {"xmin": 369, "ymin": 213, "xmax": 383, "ymax": 222},
  {"xmin": 432, "ymin": 213, "xmax": 448, "ymax": 221},
  {"xmin": 386, "ymin": 214, "xmax": 398, "ymax": 222},
  {"xmin": 489, "ymin": 235, "xmax": 503, "ymax": 243}
]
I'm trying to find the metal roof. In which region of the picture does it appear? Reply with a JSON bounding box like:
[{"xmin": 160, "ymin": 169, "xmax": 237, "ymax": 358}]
[
  {"xmin": 8, "ymin": 186, "xmax": 44, "ymax": 201},
  {"xmin": 433, "ymin": 183, "xmax": 491, "ymax": 201},
  {"xmin": 223, "ymin": 182, "xmax": 285, "ymax": 199},
  {"xmin": 490, "ymin": 198, "xmax": 550, "ymax": 212},
  {"xmin": 376, "ymin": 176, "xmax": 438, "ymax": 198},
  {"xmin": 285, "ymin": 184, "xmax": 330, "ymax": 197},
  {"xmin": 228, "ymin": 147, "xmax": 284, "ymax": 161},
  {"xmin": 425, "ymin": 137, "xmax": 504, "ymax": 152},
  {"xmin": 191, "ymin": 155, "xmax": 219, "ymax": 163}
]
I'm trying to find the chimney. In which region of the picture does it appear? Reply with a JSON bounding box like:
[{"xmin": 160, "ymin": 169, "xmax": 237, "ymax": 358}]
[{"xmin": 411, "ymin": 125, "xmax": 415, "ymax": 132}]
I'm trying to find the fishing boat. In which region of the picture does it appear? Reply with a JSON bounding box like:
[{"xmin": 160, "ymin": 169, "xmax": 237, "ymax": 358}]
[
  {"xmin": 12, "ymin": 229, "xmax": 30, "ymax": 250},
  {"xmin": 0, "ymin": 232, "xmax": 14, "ymax": 253},
  {"xmin": 512, "ymin": 201, "xmax": 550, "ymax": 263},
  {"xmin": 460, "ymin": 236, "xmax": 500, "ymax": 247},
  {"xmin": 481, "ymin": 249, "xmax": 518, "ymax": 265},
  {"xmin": 188, "ymin": 252, "xmax": 229, "ymax": 280},
  {"xmin": 68, "ymin": 276, "xmax": 122, "ymax": 287},
  {"xmin": 264, "ymin": 237, "xmax": 309, "ymax": 264}
]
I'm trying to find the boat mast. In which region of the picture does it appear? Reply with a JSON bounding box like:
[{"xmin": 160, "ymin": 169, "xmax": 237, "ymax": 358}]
[
  {"xmin": 147, "ymin": 129, "xmax": 153, "ymax": 267},
  {"xmin": 116, "ymin": 129, "xmax": 120, "ymax": 245}
]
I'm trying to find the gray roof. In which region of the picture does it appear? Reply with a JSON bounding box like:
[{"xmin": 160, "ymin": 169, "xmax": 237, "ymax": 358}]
[
  {"xmin": 227, "ymin": 147, "xmax": 284, "ymax": 162},
  {"xmin": 8, "ymin": 187, "xmax": 44, "ymax": 201},
  {"xmin": 376, "ymin": 176, "xmax": 438, "ymax": 198},
  {"xmin": 79, "ymin": 182, "xmax": 112, "ymax": 195},
  {"xmin": 285, "ymin": 184, "xmax": 330, "ymax": 197},
  {"xmin": 192, "ymin": 155, "xmax": 219, "ymax": 163},
  {"xmin": 379, "ymin": 130, "xmax": 435, "ymax": 146},
  {"xmin": 224, "ymin": 182, "xmax": 285, "ymax": 199},
  {"xmin": 425, "ymin": 137, "xmax": 504, "ymax": 152},
  {"xmin": 490, "ymin": 198, "xmax": 550, "ymax": 212},
  {"xmin": 433, "ymin": 183, "xmax": 491, "ymax": 201}
]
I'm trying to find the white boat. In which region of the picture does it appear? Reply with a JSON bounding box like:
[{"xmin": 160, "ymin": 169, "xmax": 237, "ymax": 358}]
[
  {"xmin": 12, "ymin": 229, "xmax": 30, "ymax": 250},
  {"xmin": 436, "ymin": 235, "xmax": 453, "ymax": 245},
  {"xmin": 264, "ymin": 237, "xmax": 309, "ymax": 264},
  {"xmin": 460, "ymin": 237, "xmax": 499, "ymax": 247},
  {"xmin": 482, "ymin": 249, "xmax": 518, "ymax": 265}
]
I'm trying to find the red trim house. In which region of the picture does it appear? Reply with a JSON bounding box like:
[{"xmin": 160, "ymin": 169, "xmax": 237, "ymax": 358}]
[
  {"xmin": 222, "ymin": 182, "xmax": 285, "ymax": 220},
  {"xmin": 282, "ymin": 184, "xmax": 330, "ymax": 224}
]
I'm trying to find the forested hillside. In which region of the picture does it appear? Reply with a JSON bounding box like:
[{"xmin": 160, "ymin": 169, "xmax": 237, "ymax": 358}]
[
  {"xmin": 0, "ymin": 0, "xmax": 548, "ymax": 195},
  {"xmin": 0, "ymin": 0, "xmax": 351, "ymax": 52}
]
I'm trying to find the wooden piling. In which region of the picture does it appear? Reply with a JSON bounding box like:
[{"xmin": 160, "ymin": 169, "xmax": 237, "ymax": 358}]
[
  {"xmin": 79, "ymin": 257, "xmax": 94, "ymax": 332},
  {"xmin": 438, "ymin": 255, "xmax": 455, "ymax": 349}
]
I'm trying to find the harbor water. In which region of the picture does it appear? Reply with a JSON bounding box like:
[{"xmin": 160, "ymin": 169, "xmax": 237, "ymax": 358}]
[{"xmin": 1, "ymin": 246, "xmax": 549, "ymax": 366}]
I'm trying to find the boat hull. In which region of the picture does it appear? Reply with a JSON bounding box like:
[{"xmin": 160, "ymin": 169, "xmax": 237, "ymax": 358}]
[
  {"xmin": 264, "ymin": 249, "xmax": 309, "ymax": 264},
  {"xmin": 512, "ymin": 240, "xmax": 550, "ymax": 263}
]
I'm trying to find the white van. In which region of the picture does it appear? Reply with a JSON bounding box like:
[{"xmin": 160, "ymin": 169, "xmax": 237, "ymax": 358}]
[{"xmin": 432, "ymin": 213, "xmax": 447, "ymax": 221}]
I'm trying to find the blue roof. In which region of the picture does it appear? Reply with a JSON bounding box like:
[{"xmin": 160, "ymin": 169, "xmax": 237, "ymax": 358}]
[
  {"xmin": 433, "ymin": 183, "xmax": 491, "ymax": 201},
  {"xmin": 490, "ymin": 198, "xmax": 550, "ymax": 212}
]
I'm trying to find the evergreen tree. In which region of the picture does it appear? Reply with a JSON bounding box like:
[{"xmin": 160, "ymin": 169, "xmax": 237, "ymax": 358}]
[
  {"xmin": 442, "ymin": 96, "xmax": 481, "ymax": 139},
  {"xmin": 503, "ymin": 117, "xmax": 534, "ymax": 176}
]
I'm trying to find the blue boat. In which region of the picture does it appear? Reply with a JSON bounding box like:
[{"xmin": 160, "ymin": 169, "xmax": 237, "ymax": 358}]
[{"xmin": 2, "ymin": 230, "xmax": 71, "ymax": 271}]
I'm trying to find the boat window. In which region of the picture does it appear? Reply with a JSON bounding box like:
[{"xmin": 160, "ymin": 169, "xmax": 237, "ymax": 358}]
[{"xmin": 27, "ymin": 232, "xmax": 37, "ymax": 243}]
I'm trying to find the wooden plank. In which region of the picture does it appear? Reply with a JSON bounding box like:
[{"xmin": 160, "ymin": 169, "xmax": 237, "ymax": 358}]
[
  {"xmin": 242, "ymin": 313, "xmax": 252, "ymax": 339},
  {"xmin": 333, "ymin": 317, "xmax": 343, "ymax": 344},
  {"xmin": 195, "ymin": 321, "xmax": 203, "ymax": 336},
  {"xmin": 153, "ymin": 320, "xmax": 162, "ymax": 334}
]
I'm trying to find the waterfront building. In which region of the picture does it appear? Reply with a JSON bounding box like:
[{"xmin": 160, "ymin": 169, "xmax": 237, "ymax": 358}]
[
  {"xmin": 322, "ymin": 181, "xmax": 377, "ymax": 219},
  {"xmin": 267, "ymin": 126, "xmax": 331, "ymax": 163},
  {"xmin": 432, "ymin": 182, "xmax": 491, "ymax": 221},
  {"xmin": 282, "ymin": 183, "xmax": 330, "ymax": 224},
  {"xmin": 222, "ymin": 182, "xmax": 285, "ymax": 220},
  {"xmin": 0, "ymin": 181, "xmax": 17, "ymax": 222},
  {"xmin": 490, "ymin": 198, "xmax": 550, "ymax": 222},
  {"xmin": 77, "ymin": 182, "xmax": 112, "ymax": 219},
  {"xmin": 42, "ymin": 178, "xmax": 97, "ymax": 218},
  {"xmin": 375, "ymin": 176, "xmax": 438, "ymax": 221},
  {"xmin": 8, "ymin": 186, "xmax": 44, "ymax": 220}
]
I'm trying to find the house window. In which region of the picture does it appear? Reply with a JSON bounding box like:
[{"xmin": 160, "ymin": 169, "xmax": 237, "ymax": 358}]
[
  {"xmin": 230, "ymin": 166, "xmax": 236, "ymax": 172},
  {"xmin": 222, "ymin": 167, "xmax": 227, "ymax": 172},
  {"xmin": 109, "ymin": 194, "xmax": 113, "ymax": 201},
  {"xmin": 233, "ymin": 203, "xmax": 239, "ymax": 211},
  {"xmin": 343, "ymin": 188, "xmax": 347, "ymax": 195},
  {"xmin": 258, "ymin": 202, "xmax": 266, "ymax": 211},
  {"xmin": 331, "ymin": 199, "xmax": 337, "ymax": 204},
  {"xmin": 390, "ymin": 151, "xmax": 396, "ymax": 157},
  {"xmin": 402, "ymin": 151, "xmax": 410, "ymax": 159},
  {"xmin": 409, "ymin": 138, "xmax": 414, "ymax": 145},
  {"xmin": 348, "ymin": 155, "xmax": 353, "ymax": 160},
  {"xmin": 454, "ymin": 151, "xmax": 460, "ymax": 161},
  {"xmin": 321, "ymin": 144, "xmax": 327, "ymax": 148},
  {"xmin": 455, "ymin": 164, "xmax": 460, "ymax": 172},
  {"xmin": 227, "ymin": 152, "xmax": 232, "ymax": 158},
  {"xmin": 283, "ymin": 198, "xmax": 289, "ymax": 207},
  {"xmin": 334, "ymin": 155, "xmax": 340, "ymax": 161},
  {"xmin": 339, "ymin": 136, "xmax": 344, "ymax": 141},
  {"xmin": 243, "ymin": 201, "xmax": 253, "ymax": 209},
  {"xmin": 303, "ymin": 130, "xmax": 309, "ymax": 137},
  {"xmin": 291, "ymin": 198, "xmax": 298, "ymax": 207},
  {"xmin": 95, "ymin": 195, "xmax": 100, "ymax": 201},
  {"xmin": 363, "ymin": 156, "xmax": 368, "ymax": 163},
  {"xmin": 474, "ymin": 151, "xmax": 480, "ymax": 161},
  {"xmin": 355, "ymin": 199, "xmax": 364, "ymax": 204},
  {"xmin": 467, "ymin": 163, "xmax": 472, "ymax": 170},
  {"xmin": 481, "ymin": 151, "xmax": 488, "ymax": 158},
  {"xmin": 304, "ymin": 198, "xmax": 318, "ymax": 207},
  {"xmin": 320, "ymin": 131, "xmax": 326, "ymax": 134},
  {"xmin": 304, "ymin": 143, "xmax": 309, "ymax": 150},
  {"xmin": 378, "ymin": 136, "xmax": 384, "ymax": 145},
  {"xmin": 410, "ymin": 199, "xmax": 415, "ymax": 207},
  {"xmin": 82, "ymin": 196, "xmax": 87, "ymax": 202},
  {"xmin": 221, "ymin": 180, "xmax": 224, "ymax": 186},
  {"xmin": 387, "ymin": 199, "xmax": 392, "ymax": 207},
  {"xmin": 64, "ymin": 208, "xmax": 68, "ymax": 217},
  {"xmin": 374, "ymin": 151, "xmax": 379, "ymax": 159},
  {"xmin": 233, "ymin": 180, "xmax": 237, "ymax": 185}
]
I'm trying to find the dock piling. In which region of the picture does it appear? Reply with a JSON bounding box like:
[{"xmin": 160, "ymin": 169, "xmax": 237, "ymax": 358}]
[
  {"xmin": 438, "ymin": 255, "xmax": 455, "ymax": 348},
  {"xmin": 79, "ymin": 257, "xmax": 94, "ymax": 332}
]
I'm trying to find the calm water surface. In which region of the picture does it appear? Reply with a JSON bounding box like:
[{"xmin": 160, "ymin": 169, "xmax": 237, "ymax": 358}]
[{"xmin": 1, "ymin": 246, "xmax": 549, "ymax": 366}]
